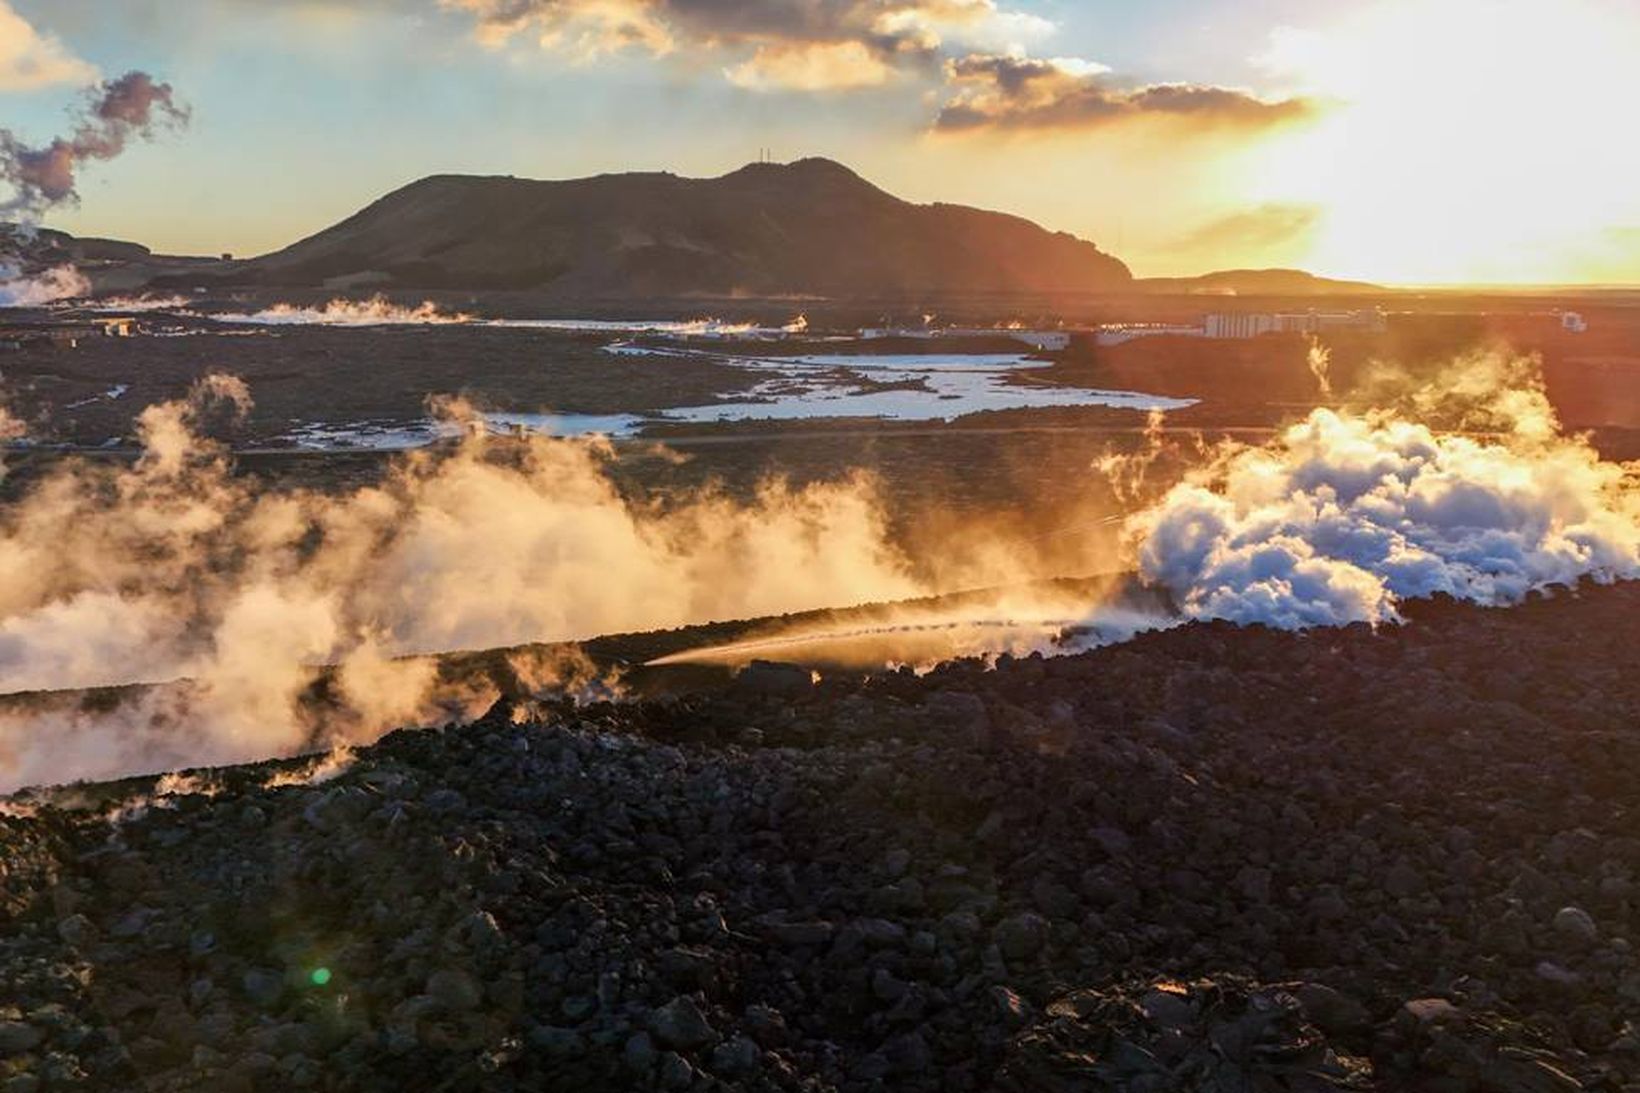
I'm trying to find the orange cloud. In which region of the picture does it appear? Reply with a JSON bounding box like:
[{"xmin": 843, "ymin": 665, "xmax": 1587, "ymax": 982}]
[
  {"xmin": 725, "ymin": 40, "xmax": 899, "ymax": 91},
  {"xmin": 935, "ymin": 53, "xmax": 1315, "ymax": 134},
  {"xmin": 439, "ymin": 0, "xmax": 1037, "ymax": 89},
  {"xmin": 0, "ymin": 0, "xmax": 97, "ymax": 91},
  {"xmin": 1171, "ymin": 202, "xmax": 1322, "ymax": 256}
]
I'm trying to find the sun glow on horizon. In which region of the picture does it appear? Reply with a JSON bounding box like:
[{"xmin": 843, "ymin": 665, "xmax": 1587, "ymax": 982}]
[{"xmin": 1248, "ymin": 0, "xmax": 1640, "ymax": 286}]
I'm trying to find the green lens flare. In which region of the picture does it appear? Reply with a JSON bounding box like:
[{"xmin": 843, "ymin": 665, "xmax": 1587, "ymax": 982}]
[{"xmin": 310, "ymin": 968, "xmax": 332, "ymax": 987}]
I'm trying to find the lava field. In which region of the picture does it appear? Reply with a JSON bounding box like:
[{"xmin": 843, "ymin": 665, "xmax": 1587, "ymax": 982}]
[{"xmin": 4, "ymin": 583, "xmax": 1640, "ymax": 1091}]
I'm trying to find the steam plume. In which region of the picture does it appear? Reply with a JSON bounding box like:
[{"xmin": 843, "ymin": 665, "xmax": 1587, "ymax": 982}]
[
  {"xmin": 1, "ymin": 71, "xmax": 188, "ymax": 223},
  {"xmin": 1124, "ymin": 352, "xmax": 1640, "ymax": 628},
  {"xmin": 10, "ymin": 350, "xmax": 1622, "ymax": 790},
  {"xmin": 214, "ymin": 297, "xmax": 474, "ymax": 327},
  {"xmin": 0, "ymin": 261, "xmax": 88, "ymax": 307},
  {"xmin": 83, "ymin": 293, "xmax": 192, "ymax": 313},
  {"xmin": 1306, "ymin": 336, "xmax": 1333, "ymax": 398},
  {"xmin": 0, "ymin": 379, "xmax": 1070, "ymax": 790}
]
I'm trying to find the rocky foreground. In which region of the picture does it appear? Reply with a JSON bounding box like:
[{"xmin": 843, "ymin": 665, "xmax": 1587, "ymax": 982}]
[{"xmin": 6, "ymin": 586, "xmax": 1640, "ymax": 1091}]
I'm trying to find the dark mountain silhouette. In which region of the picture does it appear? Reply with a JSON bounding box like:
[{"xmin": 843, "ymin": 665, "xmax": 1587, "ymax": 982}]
[
  {"xmin": 230, "ymin": 158, "xmax": 1135, "ymax": 297},
  {"xmin": 1, "ymin": 224, "xmax": 152, "ymax": 266},
  {"xmin": 1137, "ymin": 267, "xmax": 1384, "ymax": 296}
]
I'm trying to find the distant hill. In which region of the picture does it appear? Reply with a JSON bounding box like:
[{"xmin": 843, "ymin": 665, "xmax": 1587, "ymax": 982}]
[
  {"xmin": 227, "ymin": 159, "xmax": 1135, "ymax": 298},
  {"xmin": 1, "ymin": 225, "xmax": 152, "ymax": 266},
  {"xmin": 1137, "ymin": 268, "xmax": 1385, "ymax": 296},
  {"xmin": 2, "ymin": 224, "xmax": 223, "ymax": 295}
]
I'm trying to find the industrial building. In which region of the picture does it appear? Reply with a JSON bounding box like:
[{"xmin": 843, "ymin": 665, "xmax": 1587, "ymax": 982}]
[
  {"xmin": 858, "ymin": 327, "xmax": 1072, "ymax": 352},
  {"xmin": 1094, "ymin": 323, "xmax": 1205, "ymax": 347},
  {"xmin": 0, "ymin": 318, "xmax": 138, "ymax": 351},
  {"xmin": 1090, "ymin": 308, "xmax": 1388, "ymax": 347},
  {"xmin": 0, "ymin": 324, "xmax": 92, "ymax": 351},
  {"xmin": 1203, "ymin": 309, "xmax": 1388, "ymax": 339}
]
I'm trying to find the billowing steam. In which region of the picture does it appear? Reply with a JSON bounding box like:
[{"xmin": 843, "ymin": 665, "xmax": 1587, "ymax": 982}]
[
  {"xmin": 1, "ymin": 70, "xmax": 187, "ymax": 315},
  {"xmin": 83, "ymin": 292, "xmax": 192, "ymax": 313},
  {"xmin": 213, "ymin": 296, "xmax": 474, "ymax": 327},
  {"xmin": 210, "ymin": 298, "xmax": 811, "ymax": 336},
  {"xmin": 1, "ymin": 379, "xmax": 1069, "ymax": 790},
  {"xmin": 5, "ymin": 349, "xmax": 1635, "ymax": 792},
  {"xmin": 1306, "ymin": 336, "xmax": 1333, "ymax": 398},
  {"xmin": 0, "ymin": 261, "xmax": 88, "ymax": 306},
  {"xmin": 1125, "ymin": 352, "xmax": 1640, "ymax": 628},
  {"xmin": 1, "ymin": 71, "xmax": 188, "ymax": 222}
]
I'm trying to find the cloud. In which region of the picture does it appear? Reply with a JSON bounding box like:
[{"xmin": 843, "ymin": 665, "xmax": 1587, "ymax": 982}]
[
  {"xmin": 1170, "ymin": 202, "xmax": 1322, "ymax": 257},
  {"xmin": 935, "ymin": 52, "xmax": 1315, "ymax": 134},
  {"xmin": 725, "ymin": 39, "xmax": 897, "ymax": 91},
  {"xmin": 439, "ymin": 0, "xmax": 1037, "ymax": 89},
  {"xmin": 0, "ymin": 1, "xmax": 97, "ymax": 91}
]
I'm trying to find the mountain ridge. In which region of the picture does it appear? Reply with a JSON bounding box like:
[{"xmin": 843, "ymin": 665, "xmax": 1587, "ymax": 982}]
[
  {"xmin": 226, "ymin": 158, "xmax": 1137, "ymax": 298},
  {"xmin": 7, "ymin": 159, "xmax": 1388, "ymax": 300}
]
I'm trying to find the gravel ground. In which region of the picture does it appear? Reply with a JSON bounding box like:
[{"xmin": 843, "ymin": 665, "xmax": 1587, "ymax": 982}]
[{"xmin": 4, "ymin": 583, "xmax": 1640, "ymax": 1091}]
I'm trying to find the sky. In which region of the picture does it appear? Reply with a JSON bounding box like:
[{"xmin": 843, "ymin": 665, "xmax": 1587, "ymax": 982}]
[{"xmin": 2, "ymin": 0, "xmax": 1638, "ymax": 284}]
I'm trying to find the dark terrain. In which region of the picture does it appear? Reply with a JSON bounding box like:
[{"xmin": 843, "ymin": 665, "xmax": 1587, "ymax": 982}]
[
  {"xmin": 7, "ymin": 301, "xmax": 1640, "ymax": 450},
  {"xmin": 8, "ymin": 166, "xmax": 1379, "ymax": 303},
  {"xmin": 4, "ymin": 582, "xmax": 1640, "ymax": 1091},
  {"xmin": 211, "ymin": 160, "xmax": 1134, "ymax": 298}
]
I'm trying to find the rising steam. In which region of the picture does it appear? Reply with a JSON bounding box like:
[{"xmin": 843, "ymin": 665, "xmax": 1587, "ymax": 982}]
[
  {"xmin": 1306, "ymin": 336, "xmax": 1333, "ymax": 398},
  {"xmin": 5, "ymin": 349, "xmax": 1635, "ymax": 792},
  {"xmin": 1, "ymin": 71, "xmax": 188, "ymax": 222},
  {"xmin": 1, "ymin": 70, "xmax": 187, "ymax": 312},
  {"xmin": 0, "ymin": 262, "xmax": 88, "ymax": 306},
  {"xmin": 213, "ymin": 297, "xmax": 474, "ymax": 327},
  {"xmin": 83, "ymin": 292, "xmax": 193, "ymax": 313},
  {"xmin": 1124, "ymin": 351, "xmax": 1640, "ymax": 627},
  {"xmin": 0, "ymin": 379, "xmax": 1037, "ymax": 790},
  {"xmin": 210, "ymin": 297, "xmax": 811, "ymax": 336}
]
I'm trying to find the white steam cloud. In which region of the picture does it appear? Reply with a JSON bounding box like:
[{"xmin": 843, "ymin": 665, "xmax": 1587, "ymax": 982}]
[
  {"xmin": 213, "ymin": 297, "xmax": 474, "ymax": 327},
  {"xmin": 1124, "ymin": 352, "xmax": 1640, "ymax": 628},
  {"xmin": 209, "ymin": 297, "xmax": 812, "ymax": 337},
  {"xmin": 0, "ymin": 262, "xmax": 89, "ymax": 307},
  {"xmin": 6, "ymin": 349, "xmax": 1631, "ymax": 792},
  {"xmin": 1, "ymin": 69, "xmax": 187, "ymax": 314},
  {"xmin": 82, "ymin": 293, "xmax": 193, "ymax": 313},
  {"xmin": 0, "ymin": 380, "xmax": 1065, "ymax": 790}
]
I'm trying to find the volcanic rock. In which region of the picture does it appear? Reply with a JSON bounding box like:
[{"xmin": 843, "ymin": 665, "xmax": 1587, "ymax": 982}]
[
  {"xmin": 3, "ymin": 583, "xmax": 1640, "ymax": 1089},
  {"xmin": 649, "ymin": 997, "xmax": 717, "ymax": 1051}
]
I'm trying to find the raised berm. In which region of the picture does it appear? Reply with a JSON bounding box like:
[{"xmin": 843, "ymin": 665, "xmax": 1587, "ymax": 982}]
[{"xmin": 229, "ymin": 158, "xmax": 1135, "ymax": 297}]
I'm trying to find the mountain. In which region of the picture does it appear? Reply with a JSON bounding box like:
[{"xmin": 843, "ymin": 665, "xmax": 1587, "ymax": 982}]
[
  {"xmin": 2, "ymin": 225, "xmax": 223, "ymax": 294},
  {"xmin": 1136, "ymin": 268, "xmax": 1385, "ymax": 296},
  {"xmin": 0, "ymin": 225, "xmax": 152, "ymax": 265},
  {"xmin": 228, "ymin": 159, "xmax": 1134, "ymax": 297}
]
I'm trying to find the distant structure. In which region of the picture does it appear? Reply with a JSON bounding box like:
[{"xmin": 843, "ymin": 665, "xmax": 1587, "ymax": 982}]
[
  {"xmin": 1203, "ymin": 309, "xmax": 1387, "ymax": 339},
  {"xmin": 1202, "ymin": 313, "xmax": 1275, "ymax": 340},
  {"xmin": 858, "ymin": 326, "xmax": 1072, "ymax": 352},
  {"xmin": 1560, "ymin": 311, "xmax": 1588, "ymax": 334},
  {"xmin": 0, "ymin": 319, "xmax": 137, "ymax": 351},
  {"xmin": 1089, "ymin": 308, "xmax": 1387, "ymax": 347},
  {"xmin": 1095, "ymin": 323, "xmax": 1204, "ymax": 347}
]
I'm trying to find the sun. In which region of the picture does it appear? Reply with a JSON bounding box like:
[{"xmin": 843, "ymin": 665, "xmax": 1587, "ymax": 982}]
[{"xmin": 1250, "ymin": 0, "xmax": 1640, "ymax": 285}]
